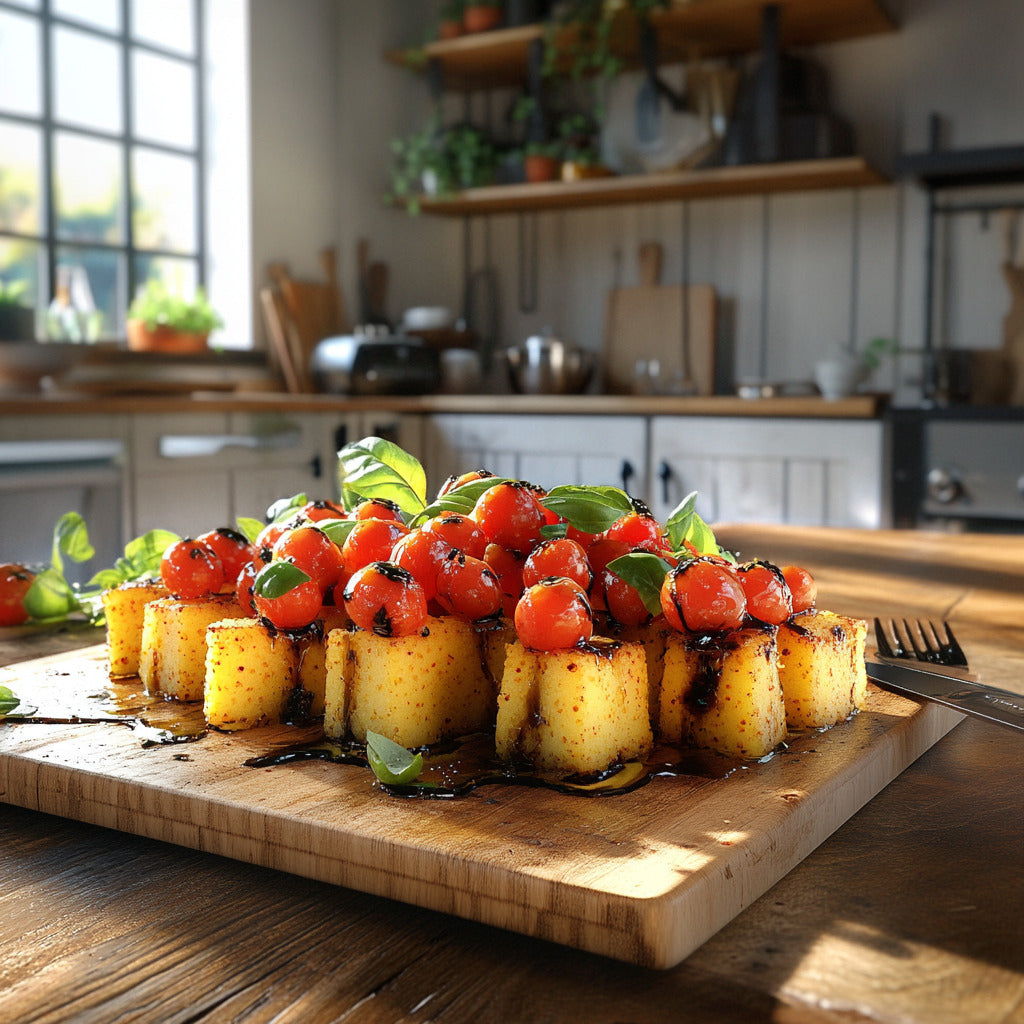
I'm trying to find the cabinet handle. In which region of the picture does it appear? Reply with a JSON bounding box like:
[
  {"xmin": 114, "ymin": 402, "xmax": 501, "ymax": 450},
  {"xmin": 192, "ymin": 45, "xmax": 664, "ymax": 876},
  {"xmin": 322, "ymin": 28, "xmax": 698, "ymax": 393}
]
[
  {"xmin": 158, "ymin": 431, "xmax": 302, "ymax": 458},
  {"xmin": 658, "ymin": 460, "xmax": 672, "ymax": 505},
  {"xmin": 309, "ymin": 454, "xmax": 323, "ymax": 479},
  {"xmin": 620, "ymin": 459, "xmax": 635, "ymax": 494}
]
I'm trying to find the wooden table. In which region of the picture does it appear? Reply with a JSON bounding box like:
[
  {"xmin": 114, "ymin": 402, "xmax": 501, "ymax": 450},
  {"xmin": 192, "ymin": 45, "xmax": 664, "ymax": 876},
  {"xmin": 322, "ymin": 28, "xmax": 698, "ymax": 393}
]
[{"xmin": 0, "ymin": 526, "xmax": 1021, "ymax": 1024}]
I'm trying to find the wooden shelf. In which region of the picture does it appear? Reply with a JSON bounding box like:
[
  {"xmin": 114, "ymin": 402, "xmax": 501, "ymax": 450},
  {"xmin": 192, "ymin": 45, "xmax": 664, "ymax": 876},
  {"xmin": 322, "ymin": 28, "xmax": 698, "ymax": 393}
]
[
  {"xmin": 385, "ymin": 0, "xmax": 897, "ymax": 92},
  {"xmin": 411, "ymin": 156, "xmax": 888, "ymax": 216}
]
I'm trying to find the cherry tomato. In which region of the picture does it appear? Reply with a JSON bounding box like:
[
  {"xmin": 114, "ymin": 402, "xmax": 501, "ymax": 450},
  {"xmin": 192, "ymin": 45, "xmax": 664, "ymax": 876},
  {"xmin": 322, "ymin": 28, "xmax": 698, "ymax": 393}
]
[
  {"xmin": 390, "ymin": 528, "xmax": 450, "ymax": 602},
  {"xmin": 471, "ymin": 481, "xmax": 545, "ymax": 556},
  {"xmin": 196, "ymin": 528, "xmax": 256, "ymax": 586},
  {"xmin": 601, "ymin": 566, "xmax": 651, "ymax": 626},
  {"xmin": 602, "ymin": 504, "xmax": 664, "ymax": 552},
  {"xmin": 234, "ymin": 560, "xmax": 259, "ymax": 616},
  {"xmin": 660, "ymin": 557, "xmax": 746, "ymax": 633},
  {"xmin": 0, "ymin": 563, "xmax": 35, "ymax": 626},
  {"xmin": 341, "ymin": 518, "xmax": 410, "ymax": 583},
  {"xmin": 343, "ymin": 561, "xmax": 428, "ymax": 637},
  {"xmin": 781, "ymin": 565, "xmax": 817, "ymax": 613},
  {"xmin": 272, "ymin": 525, "xmax": 346, "ymax": 593},
  {"xmin": 736, "ymin": 560, "xmax": 792, "ymax": 625},
  {"xmin": 254, "ymin": 521, "xmax": 290, "ymax": 563},
  {"xmin": 435, "ymin": 550, "xmax": 503, "ymax": 621},
  {"xmin": 160, "ymin": 539, "xmax": 226, "ymax": 598},
  {"xmin": 298, "ymin": 499, "xmax": 348, "ymax": 523},
  {"xmin": 253, "ymin": 562, "xmax": 324, "ymax": 630},
  {"xmin": 521, "ymin": 537, "xmax": 592, "ymax": 591},
  {"xmin": 483, "ymin": 542, "xmax": 526, "ymax": 615},
  {"xmin": 419, "ymin": 512, "xmax": 488, "ymax": 560},
  {"xmin": 351, "ymin": 497, "xmax": 406, "ymax": 523},
  {"xmin": 514, "ymin": 577, "xmax": 594, "ymax": 651},
  {"xmin": 437, "ymin": 469, "xmax": 495, "ymax": 498}
]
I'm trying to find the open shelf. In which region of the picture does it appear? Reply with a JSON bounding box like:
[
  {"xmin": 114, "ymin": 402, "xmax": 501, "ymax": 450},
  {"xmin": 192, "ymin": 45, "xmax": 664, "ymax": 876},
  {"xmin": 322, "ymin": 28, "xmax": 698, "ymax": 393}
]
[
  {"xmin": 385, "ymin": 0, "xmax": 897, "ymax": 92},
  {"xmin": 411, "ymin": 156, "xmax": 888, "ymax": 216}
]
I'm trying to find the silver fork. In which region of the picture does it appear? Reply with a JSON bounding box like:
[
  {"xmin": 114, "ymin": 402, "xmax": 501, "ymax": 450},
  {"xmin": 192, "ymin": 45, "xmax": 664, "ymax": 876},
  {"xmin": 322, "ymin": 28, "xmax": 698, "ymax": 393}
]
[{"xmin": 869, "ymin": 618, "xmax": 1024, "ymax": 733}]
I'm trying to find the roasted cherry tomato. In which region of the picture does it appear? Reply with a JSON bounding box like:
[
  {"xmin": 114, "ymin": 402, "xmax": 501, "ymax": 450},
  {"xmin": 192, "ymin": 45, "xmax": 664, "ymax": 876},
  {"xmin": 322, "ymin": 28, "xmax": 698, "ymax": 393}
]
[
  {"xmin": 521, "ymin": 537, "xmax": 592, "ymax": 591},
  {"xmin": 601, "ymin": 565, "xmax": 651, "ymax": 626},
  {"xmin": 351, "ymin": 497, "xmax": 406, "ymax": 523},
  {"xmin": 196, "ymin": 528, "xmax": 256, "ymax": 586},
  {"xmin": 471, "ymin": 481, "xmax": 545, "ymax": 556},
  {"xmin": 781, "ymin": 565, "xmax": 817, "ymax": 613},
  {"xmin": 660, "ymin": 557, "xmax": 746, "ymax": 633},
  {"xmin": 343, "ymin": 561, "xmax": 428, "ymax": 637},
  {"xmin": 483, "ymin": 542, "xmax": 526, "ymax": 616},
  {"xmin": 601, "ymin": 504, "xmax": 664, "ymax": 552},
  {"xmin": 435, "ymin": 550, "xmax": 503, "ymax": 621},
  {"xmin": 390, "ymin": 528, "xmax": 450, "ymax": 602},
  {"xmin": 514, "ymin": 577, "xmax": 593, "ymax": 651},
  {"xmin": 341, "ymin": 518, "xmax": 410, "ymax": 582},
  {"xmin": 234, "ymin": 560, "xmax": 259, "ymax": 616},
  {"xmin": 298, "ymin": 499, "xmax": 348, "ymax": 523},
  {"xmin": 736, "ymin": 560, "xmax": 792, "ymax": 625},
  {"xmin": 419, "ymin": 512, "xmax": 488, "ymax": 560},
  {"xmin": 252, "ymin": 561, "xmax": 324, "ymax": 630},
  {"xmin": 272, "ymin": 525, "xmax": 346, "ymax": 593},
  {"xmin": 0, "ymin": 563, "xmax": 36, "ymax": 626},
  {"xmin": 437, "ymin": 469, "xmax": 495, "ymax": 498},
  {"xmin": 254, "ymin": 521, "xmax": 291, "ymax": 563},
  {"xmin": 160, "ymin": 538, "xmax": 226, "ymax": 598}
]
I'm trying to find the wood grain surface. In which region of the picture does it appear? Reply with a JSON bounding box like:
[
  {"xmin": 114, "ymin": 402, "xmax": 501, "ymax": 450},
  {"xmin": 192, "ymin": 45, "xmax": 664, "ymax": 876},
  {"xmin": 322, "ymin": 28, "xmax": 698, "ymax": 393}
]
[{"xmin": 0, "ymin": 526, "xmax": 1021, "ymax": 1023}]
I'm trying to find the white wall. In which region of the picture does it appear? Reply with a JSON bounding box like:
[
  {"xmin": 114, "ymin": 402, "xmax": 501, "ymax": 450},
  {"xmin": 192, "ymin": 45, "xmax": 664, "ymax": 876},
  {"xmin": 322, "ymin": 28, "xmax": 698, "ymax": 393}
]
[{"xmin": 245, "ymin": 0, "xmax": 1024, "ymax": 402}]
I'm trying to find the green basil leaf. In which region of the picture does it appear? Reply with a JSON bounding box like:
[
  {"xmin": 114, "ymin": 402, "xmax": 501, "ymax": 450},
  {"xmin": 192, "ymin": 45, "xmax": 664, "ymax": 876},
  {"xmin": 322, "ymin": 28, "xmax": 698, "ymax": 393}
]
[
  {"xmin": 665, "ymin": 491, "xmax": 723, "ymax": 558},
  {"xmin": 53, "ymin": 512, "xmax": 95, "ymax": 570},
  {"xmin": 539, "ymin": 485, "xmax": 634, "ymax": 535},
  {"xmin": 337, "ymin": 437, "xmax": 427, "ymax": 518},
  {"xmin": 23, "ymin": 567, "xmax": 79, "ymax": 621},
  {"xmin": 236, "ymin": 516, "xmax": 265, "ymax": 543},
  {"xmin": 0, "ymin": 685, "xmax": 20, "ymax": 717},
  {"xmin": 606, "ymin": 552, "xmax": 673, "ymax": 617},
  {"xmin": 412, "ymin": 476, "xmax": 512, "ymax": 524},
  {"xmin": 253, "ymin": 560, "xmax": 311, "ymax": 600},
  {"xmin": 119, "ymin": 529, "xmax": 180, "ymax": 579},
  {"xmin": 365, "ymin": 730, "xmax": 424, "ymax": 785},
  {"xmin": 266, "ymin": 493, "xmax": 308, "ymax": 524},
  {"xmin": 318, "ymin": 518, "xmax": 358, "ymax": 546},
  {"xmin": 539, "ymin": 521, "xmax": 569, "ymax": 540}
]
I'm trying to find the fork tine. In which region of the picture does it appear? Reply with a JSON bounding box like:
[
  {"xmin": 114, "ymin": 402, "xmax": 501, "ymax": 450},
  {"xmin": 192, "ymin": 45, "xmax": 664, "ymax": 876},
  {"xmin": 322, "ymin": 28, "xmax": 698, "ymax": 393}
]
[
  {"xmin": 937, "ymin": 620, "xmax": 970, "ymax": 668},
  {"xmin": 902, "ymin": 619, "xmax": 928, "ymax": 661},
  {"xmin": 874, "ymin": 618, "xmax": 898, "ymax": 658}
]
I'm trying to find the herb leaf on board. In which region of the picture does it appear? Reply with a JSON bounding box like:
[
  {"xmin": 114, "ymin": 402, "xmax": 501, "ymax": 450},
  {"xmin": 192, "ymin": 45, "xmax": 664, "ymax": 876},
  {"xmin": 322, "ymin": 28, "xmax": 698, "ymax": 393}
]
[{"xmin": 365, "ymin": 730, "xmax": 424, "ymax": 785}]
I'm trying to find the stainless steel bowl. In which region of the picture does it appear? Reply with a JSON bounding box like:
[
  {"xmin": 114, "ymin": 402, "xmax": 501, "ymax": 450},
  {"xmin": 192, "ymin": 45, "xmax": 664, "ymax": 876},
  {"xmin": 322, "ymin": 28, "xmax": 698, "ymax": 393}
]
[{"xmin": 503, "ymin": 332, "xmax": 595, "ymax": 395}]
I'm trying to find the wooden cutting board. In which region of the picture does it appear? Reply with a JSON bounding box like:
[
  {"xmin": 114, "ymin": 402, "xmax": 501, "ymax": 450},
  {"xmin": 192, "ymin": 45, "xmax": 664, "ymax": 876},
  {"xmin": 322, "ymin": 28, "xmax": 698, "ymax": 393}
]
[
  {"xmin": 602, "ymin": 242, "xmax": 717, "ymax": 395},
  {"xmin": 0, "ymin": 646, "xmax": 961, "ymax": 970}
]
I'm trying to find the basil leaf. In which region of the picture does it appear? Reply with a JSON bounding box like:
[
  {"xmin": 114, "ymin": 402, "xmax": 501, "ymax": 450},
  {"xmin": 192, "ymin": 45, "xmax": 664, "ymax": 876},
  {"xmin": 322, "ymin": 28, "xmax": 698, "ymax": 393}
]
[
  {"xmin": 266, "ymin": 493, "xmax": 308, "ymax": 524},
  {"xmin": 539, "ymin": 485, "xmax": 633, "ymax": 535},
  {"xmin": 236, "ymin": 516, "xmax": 265, "ymax": 543},
  {"xmin": 412, "ymin": 476, "xmax": 512, "ymax": 524},
  {"xmin": 664, "ymin": 491, "xmax": 724, "ymax": 558},
  {"xmin": 122, "ymin": 529, "xmax": 179, "ymax": 578},
  {"xmin": 317, "ymin": 518, "xmax": 358, "ymax": 546},
  {"xmin": 337, "ymin": 437, "xmax": 427, "ymax": 518},
  {"xmin": 23, "ymin": 567, "xmax": 79, "ymax": 621},
  {"xmin": 365, "ymin": 730, "xmax": 424, "ymax": 785},
  {"xmin": 0, "ymin": 685, "xmax": 20, "ymax": 717},
  {"xmin": 606, "ymin": 552, "xmax": 673, "ymax": 617},
  {"xmin": 53, "ymin": 511, "xmax": 95, "ymax": 570},
  {"xmin": 540, "ymin": 521, "xmax": 569, "ymax": 540},
  {"xmin": 253, "ymin": 561, "xmax": 311, "ymax": 600}
]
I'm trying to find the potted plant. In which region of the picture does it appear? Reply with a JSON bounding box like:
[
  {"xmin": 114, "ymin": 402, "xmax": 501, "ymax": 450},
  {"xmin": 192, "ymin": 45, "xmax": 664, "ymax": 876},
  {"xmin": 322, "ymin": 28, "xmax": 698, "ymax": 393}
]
[
  {"xmin": 814, "ymin": 337, "xmax": 896, "ymax": 400},
  {"xmin": 523, "ymin": 140, "xmax": 563, "ymax": 182},
  {"xmin": 126, "ymin": 279, "xmax": 223, "ymax": 353},
  {"xmin": 463, "ymin": 0, "xmax": 503, "ymax": 34},
  {"xmin": 438, "ymin": 0, "xmax": 465, "ymax": 39},
  {"xmin": 0, "ymin": 280, "xmax": 35, "ymax": 342}
]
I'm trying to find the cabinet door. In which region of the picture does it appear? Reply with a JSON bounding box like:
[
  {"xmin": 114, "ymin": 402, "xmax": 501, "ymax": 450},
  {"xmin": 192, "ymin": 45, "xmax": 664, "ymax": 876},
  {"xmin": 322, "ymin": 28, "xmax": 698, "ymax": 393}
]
[
  {"xmin": 423, "ymin": 415, "xmax": 648, "ymax": 498},
  {"xmin": 650, "ymin": 417, "xmax": 885, "ymax": 528}
]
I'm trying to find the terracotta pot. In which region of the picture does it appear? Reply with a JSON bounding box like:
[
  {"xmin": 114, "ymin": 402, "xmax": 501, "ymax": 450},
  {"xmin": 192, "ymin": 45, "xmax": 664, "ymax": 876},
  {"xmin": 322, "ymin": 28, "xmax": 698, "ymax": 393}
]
[
  {"xmin": 463, "ymin": 5, "xmax": 503, "ymax": 33},
  {"xmin": 126, "ymin": 319, "xmax": 209, "ymax": 354},
  {"xmin": 438, "ymin": 19, "xmax": 463, "ymax": 39},
  {"xmin": 524, "ymin": 154, "xmax": 560, "ymax": 183}
]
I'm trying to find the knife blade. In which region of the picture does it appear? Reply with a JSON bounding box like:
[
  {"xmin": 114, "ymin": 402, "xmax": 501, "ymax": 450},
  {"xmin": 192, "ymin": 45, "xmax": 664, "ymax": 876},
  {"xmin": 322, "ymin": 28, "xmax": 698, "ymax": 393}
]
[{"xmin": 865, "ymin": 658, "xmax": 1024, "ymax": 733}]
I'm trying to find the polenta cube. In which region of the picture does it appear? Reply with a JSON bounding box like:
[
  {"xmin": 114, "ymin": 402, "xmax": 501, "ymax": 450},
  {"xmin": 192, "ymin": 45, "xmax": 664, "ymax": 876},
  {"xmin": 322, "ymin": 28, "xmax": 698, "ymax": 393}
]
[
  {"xmin": 139, "ymin": 594, "xmax": 243, "ymax": 700},
  {"xmin": 777, "ymin": 610, "xmax": 868, "ymax": 729},
  {"xmin": 495, "ymin": 637, "xmax": 652, "ymax": 775},
  {"xmin": 102, "ymin": 579, "xmax": 169, "ymax": 677},
  {"xmin": 658, "ymin": 627, "xmax": 786, "ymax": 759},
  {"xmin": 324, "ymin": 615, "xmax": 495, "ymax": 748},
  {"xmin": 204, "ymin": 617, "xmax": 300, "ymax": 731}
]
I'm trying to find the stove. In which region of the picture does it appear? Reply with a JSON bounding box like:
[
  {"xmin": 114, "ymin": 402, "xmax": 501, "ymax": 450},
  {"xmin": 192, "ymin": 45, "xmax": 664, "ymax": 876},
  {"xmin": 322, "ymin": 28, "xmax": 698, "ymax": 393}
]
[{"xmin": 890, "ymin": 407, "xmax": 1024, "ymax": 531}]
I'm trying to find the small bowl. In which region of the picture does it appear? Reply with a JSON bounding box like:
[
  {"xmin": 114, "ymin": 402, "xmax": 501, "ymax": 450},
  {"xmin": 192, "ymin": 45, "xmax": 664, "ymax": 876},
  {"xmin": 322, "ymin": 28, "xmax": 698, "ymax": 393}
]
[{"xmin": 503, "ymin": 336, "xmax": 594, "ymax": 395}]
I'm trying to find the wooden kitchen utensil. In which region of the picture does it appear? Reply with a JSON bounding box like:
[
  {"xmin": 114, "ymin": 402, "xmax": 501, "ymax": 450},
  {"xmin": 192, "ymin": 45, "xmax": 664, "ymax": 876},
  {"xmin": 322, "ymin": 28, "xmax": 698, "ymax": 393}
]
[
  {"xmin": 602, "ymin": 241, "xmax": 716, "ymax": 395},
  {"xmin": 1001, "ymin": 210, "xmax": 1024, "ymax": 403},
  {"xmin": 259, "ymin": 285, "xmax": 304, "ymax": 394}
]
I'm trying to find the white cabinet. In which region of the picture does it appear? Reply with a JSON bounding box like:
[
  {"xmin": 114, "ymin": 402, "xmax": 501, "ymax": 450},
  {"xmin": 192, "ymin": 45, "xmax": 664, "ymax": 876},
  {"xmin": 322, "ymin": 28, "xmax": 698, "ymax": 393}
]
[
  {"xmin": 649, "ymin": 416, "xmax": 886, "ymax": 528},
  {"xmin": 421, "ymin": 415, "xmax": 648, "ymax": 498}
]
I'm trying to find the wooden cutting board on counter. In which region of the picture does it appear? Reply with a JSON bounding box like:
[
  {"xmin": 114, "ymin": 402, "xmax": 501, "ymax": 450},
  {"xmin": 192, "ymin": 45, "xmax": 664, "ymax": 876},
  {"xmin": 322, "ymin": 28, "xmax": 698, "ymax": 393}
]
[
  {"xmin": 602, "ymin": 242, "xmax": 717, "ymax": 395},
  {"xmin": 0, "ymin": 645, "xmax": 960, "ymax": 970}
]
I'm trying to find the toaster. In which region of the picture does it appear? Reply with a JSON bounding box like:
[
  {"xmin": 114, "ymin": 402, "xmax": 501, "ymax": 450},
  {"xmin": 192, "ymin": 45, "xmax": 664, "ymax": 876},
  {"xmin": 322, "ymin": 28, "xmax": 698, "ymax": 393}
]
[{"xmin": 310, "ymin": 329, "xmax": 441, "ymax": 396}]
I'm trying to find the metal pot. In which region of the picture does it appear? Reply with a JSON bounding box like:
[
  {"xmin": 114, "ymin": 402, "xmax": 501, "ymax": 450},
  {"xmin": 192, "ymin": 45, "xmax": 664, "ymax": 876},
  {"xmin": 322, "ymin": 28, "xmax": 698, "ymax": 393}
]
[{"xmin": 503, "ymin": 330, "xmax": 595, "ymax": 395}]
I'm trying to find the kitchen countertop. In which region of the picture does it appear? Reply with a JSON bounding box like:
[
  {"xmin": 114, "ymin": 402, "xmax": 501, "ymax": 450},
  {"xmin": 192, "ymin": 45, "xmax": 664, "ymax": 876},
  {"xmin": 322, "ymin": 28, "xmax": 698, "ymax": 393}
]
[
  {"xmin": 0, "ymin": 524, "xmax": 1021, "ymax": 1023},
  {"xmin": 0, "ymin": 390, "xmax": 886, "ymax": 418}
]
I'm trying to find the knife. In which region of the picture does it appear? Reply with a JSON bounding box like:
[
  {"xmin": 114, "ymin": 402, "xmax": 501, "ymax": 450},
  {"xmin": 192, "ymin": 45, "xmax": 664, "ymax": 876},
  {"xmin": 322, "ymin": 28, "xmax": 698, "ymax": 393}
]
[{"xmin": 865, "ymin": 657, "xmax": 1024, "ymax": 733}]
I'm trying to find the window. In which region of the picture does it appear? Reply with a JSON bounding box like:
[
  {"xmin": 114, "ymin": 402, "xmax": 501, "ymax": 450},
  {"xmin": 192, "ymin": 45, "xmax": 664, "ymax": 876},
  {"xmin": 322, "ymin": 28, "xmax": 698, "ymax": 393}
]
[{"xmin": 0, "ymin": 0, "xmax": 208, "ymax": 342}]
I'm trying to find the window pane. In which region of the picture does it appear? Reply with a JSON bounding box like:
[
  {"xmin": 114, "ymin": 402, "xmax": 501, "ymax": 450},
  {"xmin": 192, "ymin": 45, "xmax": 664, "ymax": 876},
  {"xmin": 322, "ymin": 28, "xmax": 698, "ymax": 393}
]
[
  {"xmin": 131, "ymin": 0, "xmax": 195, "ymax": 56},
  {"xmin": 133, "ymin": 254, "xmax": 197, "ymax": 303},
  {"xmin": 132, "ymin": 147, "xmax": 196, "ymax": 253},
  {"xmin": 53, "ymin": 26, "xmax": 122, "ymax": 134},
  {"xmin": 53, "ymin": 0, "xmax": 120, "ymax": 33},
  {"xmin": 0, "ymin": 237, "xmax": 43, "ymax": 315},
  {"xmin": 132, "ymin": 50, "xmax": 195, "ymax": 148},
  {"xmin": 55, "ymin": 131, "xmax": 125, "ymax": 243},
  {"xmin": 0, "ymin": 11, "xmax": 42, "ymax": 117},
  {"xmin": 54, "ymin": 246, "xmax": 122, "ymax": 340},
  {"xmin": 0, "ymin": 121, "xmax": 44, "ymax": 234}
]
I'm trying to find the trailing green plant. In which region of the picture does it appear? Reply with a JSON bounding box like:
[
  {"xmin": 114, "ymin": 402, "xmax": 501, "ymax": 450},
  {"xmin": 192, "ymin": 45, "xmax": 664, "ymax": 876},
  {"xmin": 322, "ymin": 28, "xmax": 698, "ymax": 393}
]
[
  {"xmin": 127, "ymin": 279, "xmax": 224, "ymax": 334},
  {"xmin": 0, "ymin": 279, "xmax": 29, "ymax": 306},
  {"xmin": 860, "ymin": 336, "xmax": 898, "ymax": 370}
]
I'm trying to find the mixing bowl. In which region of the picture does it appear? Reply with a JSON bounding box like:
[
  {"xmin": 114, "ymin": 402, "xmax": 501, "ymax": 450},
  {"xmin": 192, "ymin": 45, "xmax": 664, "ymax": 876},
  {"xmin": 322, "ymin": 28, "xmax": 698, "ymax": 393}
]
[{"xmin": 503, "ymin": 332, "xmax": 595, "ymax": 395}]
